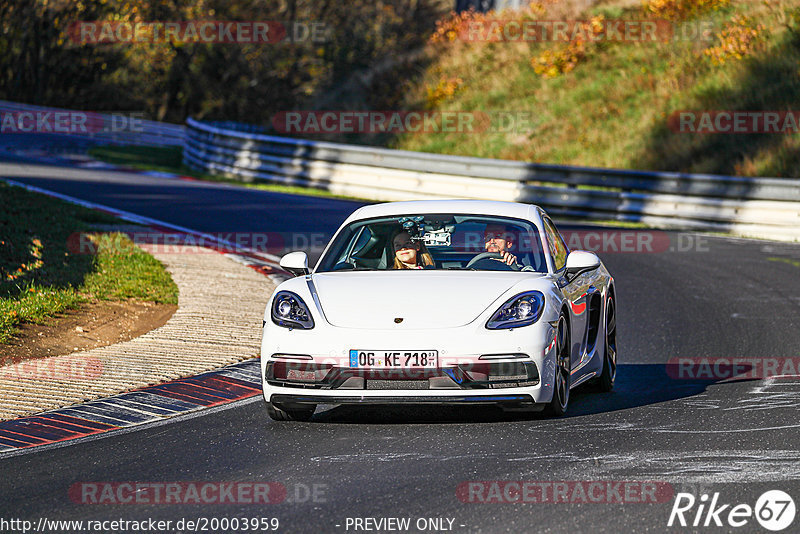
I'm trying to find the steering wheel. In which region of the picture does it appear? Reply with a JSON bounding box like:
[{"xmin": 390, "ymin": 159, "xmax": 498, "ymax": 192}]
[{"xmin": 465, "ymin": 252, "xmax": 521, "ymax": 271}]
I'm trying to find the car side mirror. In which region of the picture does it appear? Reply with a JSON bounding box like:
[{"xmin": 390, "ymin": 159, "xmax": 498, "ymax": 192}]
[
  {"xmin": 279, "ymin": 251, "xmax": 310, "ymax": 277},
  {"xmin": 565, "ymin": 251, "xmax": 601, "ymax": 279}
]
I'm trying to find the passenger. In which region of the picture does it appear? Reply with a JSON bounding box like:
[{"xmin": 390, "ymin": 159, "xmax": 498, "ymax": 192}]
[
  {"xmin": 483, "ymin": 223, "xmax": 519, "ymax": 266},
  {"xmin": 391, "ymin": 230, "xmax": 435, "ymax": 269}
]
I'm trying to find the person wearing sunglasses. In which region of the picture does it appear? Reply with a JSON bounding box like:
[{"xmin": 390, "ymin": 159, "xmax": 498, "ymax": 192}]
[
  {"xmin": 483, "ymin": 223, "xmax": 519, "ymax": 266},
  {"xmin": 391, "ymin": 229, "xmax": 435, "ymax": 270}
]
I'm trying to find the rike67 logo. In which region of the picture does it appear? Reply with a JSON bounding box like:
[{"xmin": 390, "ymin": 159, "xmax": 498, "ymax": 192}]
[{"xmin": 668, "ymin": 490, "xmax": 796, "ymax": 531}]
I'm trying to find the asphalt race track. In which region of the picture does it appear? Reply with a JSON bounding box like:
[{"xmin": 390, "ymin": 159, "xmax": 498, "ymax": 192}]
[{"xmin": 2, "ymin": 160, "xmax": 800, "ymax": 533}]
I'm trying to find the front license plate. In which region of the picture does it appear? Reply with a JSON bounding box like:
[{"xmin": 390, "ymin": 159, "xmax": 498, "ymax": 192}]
[{"xmin": 349, "ymin": 350, "xmax": 438, "ymax": 369}]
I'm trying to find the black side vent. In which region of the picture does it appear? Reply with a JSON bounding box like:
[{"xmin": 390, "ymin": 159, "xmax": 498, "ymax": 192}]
[{"xmin": 586, "ymin": 293, "xmax": 602, "ymax": 351}]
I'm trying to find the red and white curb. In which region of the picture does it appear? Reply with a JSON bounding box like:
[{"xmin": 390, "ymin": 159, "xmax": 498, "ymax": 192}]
[
  {"xmin": 0, "ymin": 177, "xmax": 295, "ymax": 453},
  {"xmin": 0, "ymin": 360, "xmax": 262, "ymax": 455}
]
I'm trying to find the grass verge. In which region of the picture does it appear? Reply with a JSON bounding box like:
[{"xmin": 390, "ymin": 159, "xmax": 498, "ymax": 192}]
[
  {"xmin": 767, "ymin": 256, "xmax": 800, "ymax": 268},
  {"xmin": 279, "ymin": 0, "xmax": 798, "ymax": 179},
  {"xmin": 0, "ymin": 181, "xmax": 178, "ymax": 344}
]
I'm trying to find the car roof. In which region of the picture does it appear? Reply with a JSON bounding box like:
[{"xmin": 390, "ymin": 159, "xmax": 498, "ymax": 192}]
[{"xmin": 346, "ymin": 200, "xmax": 543, "ymax": 224}]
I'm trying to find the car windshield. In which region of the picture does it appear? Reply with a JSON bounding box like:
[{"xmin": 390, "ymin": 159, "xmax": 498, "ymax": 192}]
[{"xmin": 316, "ymin": 213, "xmax": 547, "ymax": 273}]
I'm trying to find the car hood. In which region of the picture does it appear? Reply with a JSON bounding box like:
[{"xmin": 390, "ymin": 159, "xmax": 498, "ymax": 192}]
[{"xmin": 310, "ymin": 272, "xmax": 539, "ymax": 329}]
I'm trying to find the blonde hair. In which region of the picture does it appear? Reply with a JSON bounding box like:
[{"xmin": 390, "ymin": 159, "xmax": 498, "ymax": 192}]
[{"xmin": 390, "ymin": 229, "xmax": 435, "ymax": 269}]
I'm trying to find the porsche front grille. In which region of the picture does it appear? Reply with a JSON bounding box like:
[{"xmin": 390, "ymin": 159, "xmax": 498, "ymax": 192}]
[{"xmin": 265, "ymin": 361, "xmax": 539, "ymax": 390}]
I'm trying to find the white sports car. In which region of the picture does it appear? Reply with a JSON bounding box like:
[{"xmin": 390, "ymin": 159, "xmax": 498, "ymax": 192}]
[{"xmin": 260, "ymin": 200, "xmax": 617, "ymax": 420}]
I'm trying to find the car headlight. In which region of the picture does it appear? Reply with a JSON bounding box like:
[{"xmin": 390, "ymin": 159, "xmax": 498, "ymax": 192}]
[
  {"xmin": 271, "ymin": 291, "xmax": 315, "ymax": 330},
  {"xmin": 486, "ymin": 291, "xmax": 545, "ymax": 330}
]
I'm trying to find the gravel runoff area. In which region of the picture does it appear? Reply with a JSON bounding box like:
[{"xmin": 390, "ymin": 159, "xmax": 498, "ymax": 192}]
[{"xmin": 0, "ymin": 241, "xmax": 277, "ymax": 421}]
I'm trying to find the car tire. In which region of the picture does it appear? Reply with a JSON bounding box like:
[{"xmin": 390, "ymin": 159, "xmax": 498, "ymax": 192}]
[
  {"xmin": 544, "ymin": 315, "xmax": 570, "ymax": 417},
  {"xmin": 266, "ymin": 401, "xmax": 316, "ymax": 422},
  {"xmin": 596, "ymin": 297, "xmax": 617, "ymax": 392}
]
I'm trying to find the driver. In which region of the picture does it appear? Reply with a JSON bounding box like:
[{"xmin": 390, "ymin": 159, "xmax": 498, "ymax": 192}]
[{"xmin": 483, "ymin": 224, "xmax": 519, "ymax": 266}]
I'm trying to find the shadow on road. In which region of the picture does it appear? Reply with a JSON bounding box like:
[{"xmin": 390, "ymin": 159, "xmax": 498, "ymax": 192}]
[{"xmin": 310, "ymin": 363, "xmax": 746, "ymax": 424}]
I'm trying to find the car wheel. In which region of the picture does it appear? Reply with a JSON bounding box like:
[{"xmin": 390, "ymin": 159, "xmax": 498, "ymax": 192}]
[
  {"xmin": 596, "ymin": 297, "xmax": 617, "ymax": 392},
  {"xmin": 544, "ymin": 315, "xmax": 570, "ymax": 416},
  {"xmin": 266, "ymin": 401, "xmax": 316, "ymax": 422}
]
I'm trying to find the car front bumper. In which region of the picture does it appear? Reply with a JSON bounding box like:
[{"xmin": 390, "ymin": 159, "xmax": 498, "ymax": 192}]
[{"xmin": 260, "ymin": 318, "xmax": 558, "ymax": 406}]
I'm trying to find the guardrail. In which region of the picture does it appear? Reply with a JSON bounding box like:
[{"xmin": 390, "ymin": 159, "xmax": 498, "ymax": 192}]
[
  {"xmin": 0, "ymin": 100, "xmax": 184, "ymax": 147},
  {"xmin": 184, "ymin": 117, "xmax": 800, "ymax": 242}
]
